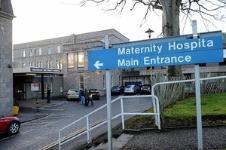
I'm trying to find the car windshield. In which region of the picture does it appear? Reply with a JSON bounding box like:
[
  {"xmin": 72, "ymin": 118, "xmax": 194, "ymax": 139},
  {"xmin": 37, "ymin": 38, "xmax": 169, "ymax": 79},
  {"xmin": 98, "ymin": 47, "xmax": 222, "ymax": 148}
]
[
  {"xmin": 112, "ymin": 86, "xmax": 119, "ymax": 89},
  {"xmin": 126, "ymin": 85, "xmax": 134, "ymax": 88},
  {"xmin": 89, "ymin": 89, "xmax": 98, "ymax": 92},
  {"xmin": 69, "ymin": 89, "xmax": 78, "ymax": 92},
  {"xmin": 142, "ymin": 85, "xmax": 150, "ymax": 88}
]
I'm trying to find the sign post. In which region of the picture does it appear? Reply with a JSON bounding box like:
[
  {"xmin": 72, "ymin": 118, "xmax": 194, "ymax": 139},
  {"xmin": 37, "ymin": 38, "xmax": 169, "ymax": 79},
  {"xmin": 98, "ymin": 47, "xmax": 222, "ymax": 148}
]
[
  {"xmin": 104, "ymin": 35, "xmax": 112, "ymax": 150},
  {"xmin": 192, "ymin": 20, "xmax": 203, "ymax": 150}
]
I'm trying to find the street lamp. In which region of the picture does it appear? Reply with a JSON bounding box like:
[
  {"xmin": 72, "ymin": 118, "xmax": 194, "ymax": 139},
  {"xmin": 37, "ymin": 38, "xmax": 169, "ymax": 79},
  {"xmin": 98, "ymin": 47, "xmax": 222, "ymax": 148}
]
[
  {"xmin": 145, "ymin": 28, "xmax": 154, "ymax": 71},
  {"xmin": 145, "ymin": 28, "xmax": 154, "ymax": 39}
]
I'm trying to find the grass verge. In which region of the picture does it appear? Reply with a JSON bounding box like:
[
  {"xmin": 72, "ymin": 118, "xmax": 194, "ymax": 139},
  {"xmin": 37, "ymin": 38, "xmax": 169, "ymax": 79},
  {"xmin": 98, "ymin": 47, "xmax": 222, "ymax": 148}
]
[{"xmin": 126, "ymin": 92, "xmax": 226, "ymax": 129}]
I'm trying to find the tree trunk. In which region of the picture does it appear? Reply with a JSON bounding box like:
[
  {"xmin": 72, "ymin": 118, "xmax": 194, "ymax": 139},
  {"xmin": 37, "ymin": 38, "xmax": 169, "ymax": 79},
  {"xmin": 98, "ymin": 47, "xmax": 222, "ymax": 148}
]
[{"xmin": 160, "ymin": 0, "xmax": 182, "ymax": 77}]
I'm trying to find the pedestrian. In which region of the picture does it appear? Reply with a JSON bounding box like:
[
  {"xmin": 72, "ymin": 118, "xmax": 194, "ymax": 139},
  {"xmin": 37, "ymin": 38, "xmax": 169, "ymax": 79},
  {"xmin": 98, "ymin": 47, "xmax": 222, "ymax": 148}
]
[
  {"xmin": 79, "ymin": 89, "xmax": 85, "ymax": 105},
  {"xmin": 84, "ymin": 89, "xmax": 94, "ymax": 106},
  {"xmin": 84, "ymin": 89, "xmax": 89, "ymax": 106},
  {"xmin": 89, "ymin": 94, "xmax": 94, "ymax": 106}
]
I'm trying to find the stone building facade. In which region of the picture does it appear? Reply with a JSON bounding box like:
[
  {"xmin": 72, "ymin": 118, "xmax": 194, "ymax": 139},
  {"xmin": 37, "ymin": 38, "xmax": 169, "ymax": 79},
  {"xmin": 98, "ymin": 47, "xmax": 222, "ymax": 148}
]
[
  {"xmin": 13, "ymin": 29, "xmax": 129, "ymax": 99},
  {"xmin": 13, "ymin": 35, "xmax": 74, "ymax": 70},
  {"xmin": 0, "ymin": 0, "xmax": 14, "ymax": 116},
  {"xmin": 13, "ymin": 35, "xmax": 74, "ymax": 100},
  {"xmin": 63, "ymin": 29, "xmax": 129, "ymax": 93}
]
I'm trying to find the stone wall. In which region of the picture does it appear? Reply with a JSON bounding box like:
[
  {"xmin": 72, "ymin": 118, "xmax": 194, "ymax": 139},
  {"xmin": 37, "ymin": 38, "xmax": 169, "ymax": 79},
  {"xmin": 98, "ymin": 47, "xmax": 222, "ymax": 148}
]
[{"xmin": 0, "ymin": 14, "xmax": 13, "ymax": 116}]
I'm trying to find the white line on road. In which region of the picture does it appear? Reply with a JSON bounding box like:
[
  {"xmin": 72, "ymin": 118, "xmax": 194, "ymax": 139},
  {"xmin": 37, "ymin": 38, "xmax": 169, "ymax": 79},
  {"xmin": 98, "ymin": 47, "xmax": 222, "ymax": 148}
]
[
  {"xmin": 22, "ymin": 114, "xmax": 50, "ymax": 125},
  {"xmin": 21, "ymin": 129, "xmax": 34, "ymax": 135},
  {"xmin": 38, "ymin": 108, "xmax": 64, "ymax": 111}
]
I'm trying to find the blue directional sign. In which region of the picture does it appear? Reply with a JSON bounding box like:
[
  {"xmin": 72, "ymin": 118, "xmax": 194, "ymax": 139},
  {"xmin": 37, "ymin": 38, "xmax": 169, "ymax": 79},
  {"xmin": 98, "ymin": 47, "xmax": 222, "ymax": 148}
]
[{"xmin": 88, "ymin": 31, "xmax": 224, "ymax": 71}]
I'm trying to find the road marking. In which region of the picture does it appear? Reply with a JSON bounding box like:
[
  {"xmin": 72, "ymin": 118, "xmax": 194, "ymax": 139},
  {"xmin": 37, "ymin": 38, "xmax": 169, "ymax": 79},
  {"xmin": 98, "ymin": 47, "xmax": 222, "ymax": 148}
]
[
  {"xmin": 38, "ymin": 108, "xmax": 64, "ymax": 111},
  {"xmin": 21, "ymin": 129, "xmax": 34, "ymax": 135},
  {"xmin": 22, "ymin": 114, "xmax": 50, "ymax": 125}
]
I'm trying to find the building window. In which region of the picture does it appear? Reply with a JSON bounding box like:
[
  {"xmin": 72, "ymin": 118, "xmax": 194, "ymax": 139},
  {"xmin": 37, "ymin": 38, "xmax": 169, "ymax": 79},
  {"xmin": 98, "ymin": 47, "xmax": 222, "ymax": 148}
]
[
  {"xmin": 80, "ymin": 75, "xmax": 84, "ymax": 90},
  {"xmin": 47, "ymin": 60, "xmax": 51, "ymax": 68},
  {"xmin": 56, "ymin": 60, "xmax": 59, "ymax": 69},
  {"xmin": 23, "ymin": 50, "xmax": 26, "ymax": 57},
  {"xmin": 38, "ymin": 61, "xmax": 42, "ymax": 67},
  {"xmin": 59, "ymin": 60, "xmax": 63, "ymax": 69},
  {"xmin": 78, "ymin": 51, "xmax": 85, "ymax": 69},
  {"xmin": 22, "ymin": 63, "xmax": 26, "ymax": 68},
  {"xmin": 39, "ymin": 48, "xmax": 42, "ymax": 55},
  {"xmin": 30, "ymin": 49, "xmax": 33, "ymax": 57},
  {"xmin": 33, "ymin": 49, "xmax": 37, "ymax": 56},
  {"xmin": 68, "ymin": 53, "xmax": 75, "ymax": 69},
  {"xmin": 45, "ymin": 60, "xmax": 48, "ymax": 68},
  {"xmin": 57, "ymin": 46, "xmax": 61, "ymax": 53},
  {"xmin": 47, "ymin": 48, "xmax": 52, "ymax": 55},
  {"xmin": 56, "ymin": 60, "xmax": 62, "ymax": 69},
  {"xmin": 29, "ymin": 62, "xmax": 33, "ymax": 67}
]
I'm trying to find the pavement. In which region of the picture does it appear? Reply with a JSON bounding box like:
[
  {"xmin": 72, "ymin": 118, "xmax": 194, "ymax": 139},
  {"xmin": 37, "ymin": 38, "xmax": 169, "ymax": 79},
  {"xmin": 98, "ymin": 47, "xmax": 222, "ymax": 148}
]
[
  {"xmin": 89, "ymin": 134, "xmax": 134, "ymax": 150},
  {"xmin": 17, "ymin": 99, "xmax": 67, "ymax": 123}
]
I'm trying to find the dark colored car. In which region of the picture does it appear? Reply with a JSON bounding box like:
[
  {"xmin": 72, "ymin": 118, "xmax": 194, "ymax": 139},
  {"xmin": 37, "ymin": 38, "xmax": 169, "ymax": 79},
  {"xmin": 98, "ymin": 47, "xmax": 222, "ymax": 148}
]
[
  {"xmin": 140, "ymin": 84, "xmax": 152, "ymax": 95},
  {"xmin": 111, "ymin": 86, "xmax": 124, "ymax": 95},
  {"xmin": 88, "ymin": 89, "xmax": 100, "ymax": 100},
  {"xmin": 0, "ymin": 116, "xmax": 20, "ymax": 135}
]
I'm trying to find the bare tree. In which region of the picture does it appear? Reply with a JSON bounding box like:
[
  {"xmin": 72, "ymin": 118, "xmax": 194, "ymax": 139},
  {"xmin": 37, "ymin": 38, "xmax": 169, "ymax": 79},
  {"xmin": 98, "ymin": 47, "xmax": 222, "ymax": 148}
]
[{"xmin": 80, "ymin": 0, "xmax": 226, "ymax": 76}]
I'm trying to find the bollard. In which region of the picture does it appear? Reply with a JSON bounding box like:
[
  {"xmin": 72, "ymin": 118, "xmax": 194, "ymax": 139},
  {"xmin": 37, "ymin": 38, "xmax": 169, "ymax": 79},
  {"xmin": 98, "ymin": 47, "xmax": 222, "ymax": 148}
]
[{"xmin": 47, "ymin": 88, "xmax": 51, "ymax": 103}]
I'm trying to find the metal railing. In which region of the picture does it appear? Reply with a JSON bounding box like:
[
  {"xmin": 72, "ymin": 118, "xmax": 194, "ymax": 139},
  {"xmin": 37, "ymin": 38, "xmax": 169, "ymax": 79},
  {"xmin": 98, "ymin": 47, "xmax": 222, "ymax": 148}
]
[
  {"xmin": 58, "ymin": 95, "xmax": 160, "ymax": 150},
  {"xmin": 151, "ymin": 75, "xmax": 226, "ymax": 125},
  {"xmin": 152, "ymin": 75, "xmax": 226, "ymax": 96}
]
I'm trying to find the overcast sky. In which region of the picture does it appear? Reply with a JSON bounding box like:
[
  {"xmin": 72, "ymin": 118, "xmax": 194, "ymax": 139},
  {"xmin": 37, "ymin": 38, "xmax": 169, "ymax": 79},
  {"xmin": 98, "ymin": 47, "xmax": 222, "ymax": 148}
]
[{"xmin": 11, "ymin": 0, "xmax": 226, "ymax": 44}]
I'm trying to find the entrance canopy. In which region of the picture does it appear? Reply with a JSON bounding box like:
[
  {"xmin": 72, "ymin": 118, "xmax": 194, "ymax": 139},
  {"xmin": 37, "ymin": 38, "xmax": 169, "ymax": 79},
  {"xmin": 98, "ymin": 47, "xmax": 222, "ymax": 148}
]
[{"xmin": 13, "ymin": 67, "xmax": 62, "ymax": 75}]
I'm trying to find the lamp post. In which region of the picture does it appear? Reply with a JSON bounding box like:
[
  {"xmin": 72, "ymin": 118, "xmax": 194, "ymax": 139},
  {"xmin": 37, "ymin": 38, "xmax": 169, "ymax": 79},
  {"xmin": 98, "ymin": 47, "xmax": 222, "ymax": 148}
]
[
  {"xmin": 145, "ymin": 28, "xmax": 154, "ymax": 39},
  {"xmin": 145, "ymin": 28, "xmax": 155, "ymax": 82}
]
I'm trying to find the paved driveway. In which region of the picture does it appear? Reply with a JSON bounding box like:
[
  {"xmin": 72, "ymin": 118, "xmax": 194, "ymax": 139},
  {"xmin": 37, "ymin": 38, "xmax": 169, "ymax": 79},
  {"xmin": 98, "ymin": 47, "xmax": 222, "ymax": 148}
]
[{"xmin": 0, "ymin": 95, "xmax": 153, "ymax": 150}]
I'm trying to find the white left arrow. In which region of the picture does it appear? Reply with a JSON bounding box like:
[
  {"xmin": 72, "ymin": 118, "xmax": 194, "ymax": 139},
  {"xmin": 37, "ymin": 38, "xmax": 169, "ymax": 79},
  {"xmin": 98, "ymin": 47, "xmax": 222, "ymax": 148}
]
[{"xmin": 94, "ymin": 60, "xmax": 104, "ymax": 69}]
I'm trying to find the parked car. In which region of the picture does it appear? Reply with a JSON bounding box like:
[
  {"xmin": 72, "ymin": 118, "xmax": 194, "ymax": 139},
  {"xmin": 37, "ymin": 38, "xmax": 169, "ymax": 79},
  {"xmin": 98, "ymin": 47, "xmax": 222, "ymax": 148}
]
[
  {"xmin": 66, "ymin": 89, "xmax": 79, "ymax": 101},
  {"xmin": 111, "ymin": 86, "xmax": 124, "ymax": 95},
  {"xmin": 0, "ymin": 116, "xmax": 20, "ymax": 135},
  {"xmin": 124, "ymin": 85, "xmax": 140, "ymax": 95},
  {"xmin": 140, "ymin": 84, "xmax": 152, "ymax": 95},
  {"xmin": 88, "ymin": 89, "xmax": 100, "ymax": 100}
]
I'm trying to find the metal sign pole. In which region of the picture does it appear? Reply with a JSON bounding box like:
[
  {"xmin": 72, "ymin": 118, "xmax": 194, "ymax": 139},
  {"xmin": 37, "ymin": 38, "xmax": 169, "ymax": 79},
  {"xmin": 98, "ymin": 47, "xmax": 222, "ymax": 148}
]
[
  {"xmin": 192, "ymin": 20, "xmax": 203, "ymax": 150},
  {"xmin": 104, "ymin": 35, "xmax": 112, "ymax": 150}
]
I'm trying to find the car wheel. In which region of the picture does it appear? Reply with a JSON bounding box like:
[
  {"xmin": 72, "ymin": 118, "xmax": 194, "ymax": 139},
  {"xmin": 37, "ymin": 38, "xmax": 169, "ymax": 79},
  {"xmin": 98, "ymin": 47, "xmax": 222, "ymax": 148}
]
[{"xmin": 8, "ymin": 121, "xmax": 20, "ymax": 135}]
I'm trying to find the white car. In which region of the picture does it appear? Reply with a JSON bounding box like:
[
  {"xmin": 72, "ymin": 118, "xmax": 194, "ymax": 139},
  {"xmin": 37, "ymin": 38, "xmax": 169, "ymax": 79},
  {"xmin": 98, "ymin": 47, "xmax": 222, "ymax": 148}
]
[
  {"xmin": 66, "ymin": 89, "xmax": 79, "ymax": 101},
  {"xmin": 124, "ymin": 85, "xmax": 140, "ymax": 94}
]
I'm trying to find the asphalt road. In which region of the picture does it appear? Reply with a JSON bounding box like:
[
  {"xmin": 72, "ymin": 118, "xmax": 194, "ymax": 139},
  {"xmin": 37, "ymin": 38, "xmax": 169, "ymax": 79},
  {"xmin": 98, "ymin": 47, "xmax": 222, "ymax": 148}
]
[{"xmin": 0, "ymin": 95, "xmax": 152, "ymax": 150}]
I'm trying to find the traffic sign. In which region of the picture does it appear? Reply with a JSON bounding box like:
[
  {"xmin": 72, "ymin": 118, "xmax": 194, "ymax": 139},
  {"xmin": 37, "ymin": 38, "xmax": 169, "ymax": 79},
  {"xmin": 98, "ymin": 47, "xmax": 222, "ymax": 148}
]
[{"xmin": 88, "ymin": 31, "xmax": 223, "ymax": 71}]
